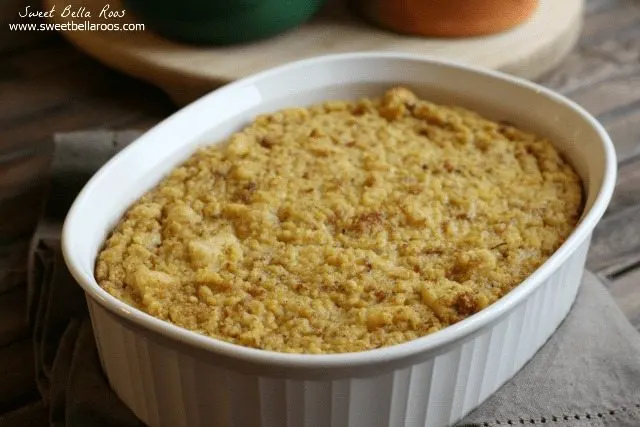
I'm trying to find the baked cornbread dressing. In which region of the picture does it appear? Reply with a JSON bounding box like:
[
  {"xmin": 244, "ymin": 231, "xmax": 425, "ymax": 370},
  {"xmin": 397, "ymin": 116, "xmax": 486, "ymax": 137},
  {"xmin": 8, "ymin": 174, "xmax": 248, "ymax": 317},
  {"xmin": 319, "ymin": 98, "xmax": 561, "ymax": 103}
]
[{"xmin": 95, "ymin": 87, "xmax": 583, "ymax": 354}]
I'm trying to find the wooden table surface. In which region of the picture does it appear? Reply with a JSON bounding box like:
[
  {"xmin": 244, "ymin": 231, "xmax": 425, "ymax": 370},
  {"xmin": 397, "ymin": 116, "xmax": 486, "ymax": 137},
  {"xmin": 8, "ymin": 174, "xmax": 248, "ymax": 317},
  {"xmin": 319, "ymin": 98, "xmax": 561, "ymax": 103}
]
[{"xmin": 1, "ymin": 0, "xmax": 640, "ymax": 423}]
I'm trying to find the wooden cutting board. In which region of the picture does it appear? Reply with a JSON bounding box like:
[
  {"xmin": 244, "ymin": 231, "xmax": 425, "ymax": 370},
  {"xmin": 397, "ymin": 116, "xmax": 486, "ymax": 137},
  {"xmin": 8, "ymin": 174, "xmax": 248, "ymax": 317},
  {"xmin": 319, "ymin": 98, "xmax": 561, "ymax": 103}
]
[{"xmin": 44, "ymin": 0, "xmax": 583, "ymax": 105}]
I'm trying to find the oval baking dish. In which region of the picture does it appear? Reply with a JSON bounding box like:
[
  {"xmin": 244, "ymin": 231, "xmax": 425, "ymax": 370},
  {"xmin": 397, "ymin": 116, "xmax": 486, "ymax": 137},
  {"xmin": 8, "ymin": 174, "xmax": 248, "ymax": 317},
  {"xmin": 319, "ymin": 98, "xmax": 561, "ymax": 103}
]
[{"xmin": 62, "ymin": 53, "xmax": 616, "ymax": 427}]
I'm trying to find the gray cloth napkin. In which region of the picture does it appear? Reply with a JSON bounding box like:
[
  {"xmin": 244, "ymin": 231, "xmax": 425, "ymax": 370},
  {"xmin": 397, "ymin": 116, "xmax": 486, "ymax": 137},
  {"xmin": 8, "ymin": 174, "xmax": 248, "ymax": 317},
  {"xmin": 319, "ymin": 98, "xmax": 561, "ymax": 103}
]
[
  {"xmin": 27, "ymin": 131, "xmax": 145, "ymax": 427},
  {"xmin": 459, "ymin": 272, "xmax": 640, "ymax": 427},
  {"xmin": 26, "ymin": 131, "xmax": 640, "ymax": 427},
  {"xmin": 28, "ymin": 220, "xmax": 143, "ymax": 427}
]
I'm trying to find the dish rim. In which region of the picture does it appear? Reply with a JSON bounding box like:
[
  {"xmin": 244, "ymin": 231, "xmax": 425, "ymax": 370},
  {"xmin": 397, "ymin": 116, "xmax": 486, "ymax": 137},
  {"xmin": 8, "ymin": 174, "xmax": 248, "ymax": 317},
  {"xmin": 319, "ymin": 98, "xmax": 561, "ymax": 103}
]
[{"xmin": 61, "ymin": 51, "xmax": 617, "ymax": 369}]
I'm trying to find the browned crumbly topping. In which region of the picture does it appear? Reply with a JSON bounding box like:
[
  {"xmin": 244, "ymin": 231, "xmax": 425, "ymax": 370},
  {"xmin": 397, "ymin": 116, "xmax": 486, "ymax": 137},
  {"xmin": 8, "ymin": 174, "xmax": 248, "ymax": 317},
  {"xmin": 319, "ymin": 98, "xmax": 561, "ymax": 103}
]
[{"xmin": 95, "ymin": 87, "xmax": 583, "ymax": 354}]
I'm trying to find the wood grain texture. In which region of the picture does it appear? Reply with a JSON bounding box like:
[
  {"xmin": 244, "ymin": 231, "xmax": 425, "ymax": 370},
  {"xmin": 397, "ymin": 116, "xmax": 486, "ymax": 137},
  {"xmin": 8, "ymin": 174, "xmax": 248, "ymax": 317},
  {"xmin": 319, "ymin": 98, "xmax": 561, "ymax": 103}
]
[
  {"xmin": 540, "ymin": 0, "xmax": 640, "ymax": 100},
  {"xmin": 603, "ymin": 156, "xmax": 640, "ymax": 218},
  {"xmin": 581, "ymin": 0, "xmax": 640, "ymax": 40},
  {"xmin": 0, "ymin": 1, "xmax": 50, "ymax": 53},
  {"xmin": 0, "ymin": 36, "xmax": 175, "ymax": 296},
  {"xmin": 588, "ymin": 206, "xmax": 640, "ymax": 275},
  {"xmin": 0, "ymin": 39, "xmax": 173, "ymax": 154}
]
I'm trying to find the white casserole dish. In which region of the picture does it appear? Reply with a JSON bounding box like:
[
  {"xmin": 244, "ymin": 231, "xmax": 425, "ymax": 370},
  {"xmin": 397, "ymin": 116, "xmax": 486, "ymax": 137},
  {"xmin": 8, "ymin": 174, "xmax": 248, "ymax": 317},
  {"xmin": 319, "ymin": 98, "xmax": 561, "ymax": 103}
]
[{"xmin": 62, "ymin": 53, "xmax": 616, "ymax": 427}]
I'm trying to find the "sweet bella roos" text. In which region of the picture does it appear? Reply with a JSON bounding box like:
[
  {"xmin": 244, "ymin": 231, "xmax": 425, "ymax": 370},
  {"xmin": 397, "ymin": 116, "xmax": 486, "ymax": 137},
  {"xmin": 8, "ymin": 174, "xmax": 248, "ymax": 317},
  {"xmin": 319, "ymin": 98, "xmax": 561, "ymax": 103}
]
[{"xmin": 19, "ymin": 4, "xmax": 126, "ymax": 20}]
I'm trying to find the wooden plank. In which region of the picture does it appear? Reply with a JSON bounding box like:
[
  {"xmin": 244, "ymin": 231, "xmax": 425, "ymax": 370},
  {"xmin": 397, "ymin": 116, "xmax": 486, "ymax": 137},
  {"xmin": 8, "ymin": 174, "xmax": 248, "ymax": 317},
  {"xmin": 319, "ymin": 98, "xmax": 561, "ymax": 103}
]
[
  {"xmin": 0, "ymin": 39, "xmax": 173, "ymax": 154},
  {"xmin": 558, "ymin": 69, "xmax": 640, "ymax": 160},
  {"xmin": 607, "ymin": 268, "xmax": 640, "ymax": 331},
  {"xmin": 0, "ymin": 1, "xmax": 51, "ymax": 54},
  {"xmin": 569, "ymin": 71, "xmax": 640, "ymax": 118},
  {"xmin": 0, "ymin": 52, "xmax": 149, "ymax": 128},
  {"xmin": 0, "ymin": 42, "xmax": 94, "ymax": 126},
  {"xmin": 0, "ymin": 92, "xmax": 168, "ymax": 153},
  {"xmin": 587, "ymin": 205, "xmax": 640, "ymax": 275},
  {"xmin": 539, "ymin": 4, "xmax": 640, "ymax": 161},
  {"xmin": 540, "ymin": 48, "xmax": 626, "ymax": 95},
  {"xmin": 0, "ymin": 400, "xmax": 48, "ymax": 427},
  {"xmin": 604, "ymin": 155, "xmax": 640, "ymax": 216},
  {"xmin": 0, "ymin": 149, "xmax": 51, "ymax": 201},
  {"xmin": 587, "ymin": 146, "xmax": 640, "ymax": 276},
  {"xmin": 587, "ymin": 150, "xmax": 640, "ymax": 275},
  {"xmin": 581, "ymin": 0, "xmax": 640, "ymax": 42},
  {"xmin": 602, "ymin": 107, "xmax": 640, "ymax": 162},
  {"xmin": 1, "ymin": 37, "xmax": 117, "ymax": 83},
  {"xmin": 539, "ymin": 30, "xmax": 640, "ymax": 95},
  {"xmin": 584, "ymin": 0, "xmax": 630, "ymax": 15}
]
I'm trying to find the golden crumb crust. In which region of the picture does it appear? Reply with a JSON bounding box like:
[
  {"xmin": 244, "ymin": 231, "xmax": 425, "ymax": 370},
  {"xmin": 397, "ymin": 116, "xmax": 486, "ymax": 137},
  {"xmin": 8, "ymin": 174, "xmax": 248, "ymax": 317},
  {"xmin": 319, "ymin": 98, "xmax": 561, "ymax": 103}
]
[{"xmin": 95, "ymin": 87, "xmax": 583, "ymax": 354}]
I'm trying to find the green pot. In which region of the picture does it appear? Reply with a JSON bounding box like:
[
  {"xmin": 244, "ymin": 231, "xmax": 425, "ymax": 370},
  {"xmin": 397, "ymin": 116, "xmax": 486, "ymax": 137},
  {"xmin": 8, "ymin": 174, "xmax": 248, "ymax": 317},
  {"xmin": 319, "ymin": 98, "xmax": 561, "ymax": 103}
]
[{"xmin": 123, "ymin": 0, "xmax": 326, "ymax": 45}]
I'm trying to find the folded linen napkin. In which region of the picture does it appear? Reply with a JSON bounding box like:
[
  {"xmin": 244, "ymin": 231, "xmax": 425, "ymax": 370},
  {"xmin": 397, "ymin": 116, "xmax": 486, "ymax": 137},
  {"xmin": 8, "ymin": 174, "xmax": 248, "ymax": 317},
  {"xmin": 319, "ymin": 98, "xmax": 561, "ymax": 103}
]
[{"xmin": 26, "ymin": 131, "xmax": 640, "ymax": 427}]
